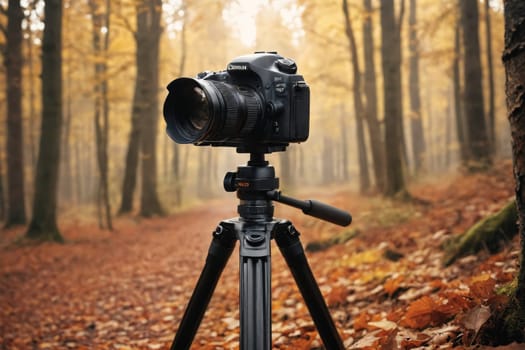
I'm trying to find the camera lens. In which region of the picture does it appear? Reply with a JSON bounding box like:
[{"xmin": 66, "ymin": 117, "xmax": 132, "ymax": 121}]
[
  {"xmin": 189, "ymin": 87, "xmax": 209, "ymax": 130},
  {"xmin": 163, "ymin": 77, "xmax": 262, "ymax": 144},
  {"xmin": 163, "ymin": 78, "xmax": 213, "ymax": 143}
]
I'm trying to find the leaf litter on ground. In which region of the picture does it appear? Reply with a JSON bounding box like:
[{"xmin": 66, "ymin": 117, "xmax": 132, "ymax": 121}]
[{"xmin": 0, "ymin": 161, "xmax": 520, "ymax": 349}]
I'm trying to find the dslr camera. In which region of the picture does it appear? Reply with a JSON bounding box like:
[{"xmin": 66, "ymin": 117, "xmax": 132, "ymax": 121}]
[{"xmin": 163, "ymin": 52, "xmax": 310, "ymax": 153}]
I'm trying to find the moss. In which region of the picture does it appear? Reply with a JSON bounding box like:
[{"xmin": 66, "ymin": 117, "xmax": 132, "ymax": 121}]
[
  {"xmin": 496, "ymin": 278, "xmax": 518, "ymax": 297},
  {"xmin": 305, "ymin": 228, "xmax": 359, "ymax": 252},
  {"xmin": 479, "ymin": 296, "xmax": 525, "ymax": 345},
  {"xmin": 443, "ymin": 201, "xmax": 517, "ymax": 266}
]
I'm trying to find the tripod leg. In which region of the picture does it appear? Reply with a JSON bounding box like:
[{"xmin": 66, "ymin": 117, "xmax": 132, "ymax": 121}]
[
  {"xmin": 274, "ymin": 221, "xmax": 345, "ymax": 350},
  {"xmin": 170, "ymin": 223, "xmax": 237, "ymax": 350}
]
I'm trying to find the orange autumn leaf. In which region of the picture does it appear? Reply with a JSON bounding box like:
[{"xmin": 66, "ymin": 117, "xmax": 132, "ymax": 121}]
[
  {"xmin": 402, "ymin": 295, "xmax": 437, "ymax": 329},
  {"xmin": 384, "ymin": 275, "xmax": 404, "ymax": 297},
  {"xmin": 354, "ymin": 312, "xmax": 372, "ymax": 331},
  {"xmin": 326, "ymin": 286, "xmax": 348, "ymax": 307},
  {"xmin": 470, "ymin": 277, "xmax": 496, "ymax": 300},
  {"xmin": 437, "ymin": 291, "xmax": 475, "ymax": 315},
  {"xmin": 401, "ymin": 295, "xmax": 452, "ymax": 329}
]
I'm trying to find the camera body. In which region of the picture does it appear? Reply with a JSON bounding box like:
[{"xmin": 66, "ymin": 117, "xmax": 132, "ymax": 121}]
[{"xmin": 163, "ymin": 52, "xmax": 310, "ymax": 153}]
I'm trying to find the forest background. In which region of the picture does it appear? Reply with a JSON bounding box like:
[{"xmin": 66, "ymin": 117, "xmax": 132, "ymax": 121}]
[
  {"xmin": 0, "ymin": 0, "xmax": 510, "ymax": 228},
  {"xmin": 3, "ymin": 0, "xmax": 525, "ymax": 349}
]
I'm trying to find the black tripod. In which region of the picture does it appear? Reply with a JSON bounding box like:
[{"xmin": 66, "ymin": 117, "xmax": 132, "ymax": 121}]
[{"xmin": 170, "ymin": 153, "xmax": 352, "ymax": 350}]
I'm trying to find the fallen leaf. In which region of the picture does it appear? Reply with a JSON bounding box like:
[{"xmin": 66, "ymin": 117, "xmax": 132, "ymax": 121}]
[
  {"xmin": 368, "ymin": 319, "xmax": 398, "ymax": 331},
  {"xmin": 462, "ymin": 305, "xmax": 491, "ymax": 333}
]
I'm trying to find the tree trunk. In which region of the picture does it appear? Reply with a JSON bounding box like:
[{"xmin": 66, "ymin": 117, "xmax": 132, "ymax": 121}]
[
  {"xmin": 119, "ymin": 0, "xmax": 164, "ymax": 216},
  {"xmin": 460, "ymin": 0, "xmax": 491, "ymax": 170},
  {"xmin": 362, "ymin": 0, "xmax": 384, "ymax": 192},
  {"xmin": 171, "ymin": 2, "xmax": 187, "ymax": 206},
  {"xmin": 475, "ymin": 2, "xmax": 525, "ymax": 343},
  {"xmin": 453, "ymin": 18, "xmax": 469, "ymax": 165},
  {"xmin": 340, "ymin": 108, "xmax": 349, "ymax": 182},
  {"xmin": 342, "ymin": 0, "xmax": 370, "ymax": 193},
  {"xmin": 62, "ymin": 48, "xmax": 73, "ymax": 204},
  {"xmin": 0, "ymin": 155, "xmax": 5, "ymax": 221},
  {"xmin": 118, "ymin": 104, "xmax": 141, "ymax": 214},
  {"xmin": 408, "ymin": 0, "xmax": 426, "ymax": 174},
  {"xmin": 5, "ymin": 0, "xmax": 26, "ymax": 227},
  {"xmin": 503, "ymin": 0, "xmax": 525, "ymax": 329},
  {"xmin": 484, "ymin": 0, "xmax": 496, "ymax": 155},
  {"xmin": 26, "ymin": 20, "xmax": 38, "ymax": 171},
  {"xmin": 26, "ymin": 0, "xmax": 64, "ymax": 242},
  {"xmin": 380, "ymin": 0, "xmax": 406, "ymax": 196},
  {"xmin": 89, "ymin": 0, "xmax": 113, "ymax": 229},
  {"xmin": 138, "ymin": 0, "xmax": 164, "ymax": 217}
]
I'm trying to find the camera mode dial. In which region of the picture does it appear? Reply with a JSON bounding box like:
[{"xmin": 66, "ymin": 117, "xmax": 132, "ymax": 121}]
[{"xmin": 276, "ymin": 58, "xmax": 297, "ymax": 74}]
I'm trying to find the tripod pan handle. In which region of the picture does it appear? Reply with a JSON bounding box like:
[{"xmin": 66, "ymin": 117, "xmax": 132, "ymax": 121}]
[
  {"xmin": 267, "ymin": 191, "xmax": 352, "ymax": 226},
  {"xmin": 303, "ymin": 200, "xmax": 352, "ymax": 227}
]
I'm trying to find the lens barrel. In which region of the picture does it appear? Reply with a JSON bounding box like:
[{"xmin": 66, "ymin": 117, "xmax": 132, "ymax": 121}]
[{"xmin": 163, "ymin": 77, "xmax": 262, "ymax": 144}]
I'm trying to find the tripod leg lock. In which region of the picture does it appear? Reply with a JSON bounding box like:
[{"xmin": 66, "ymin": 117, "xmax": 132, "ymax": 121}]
[
  {"xmin": 273, "ymin": 221, "xmax": 304, "ymax": 260},
  {"xmin": 207, "ymin": 222, "xmax": 237, "ymax": 260}
]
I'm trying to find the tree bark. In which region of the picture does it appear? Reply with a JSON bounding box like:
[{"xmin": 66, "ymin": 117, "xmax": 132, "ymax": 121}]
[
  {"xmin": 380, "ymin": 0, "xmax": 406, "ymax": 196},
  {"xmin": 460, "ymin": 0, "xmax": 491, "ymax": 170},
  {"xmin": 138, "ymin": 0, "xmax": 164, "ymax": 217},
  {"xmin": 342, "ymin": 0, "xmax": 370, "ymax": 193},
  {"xmin": 408, "ymin": 0, "xmax": 426, "ymax": 174},
  {"xmin": 484, "ymin": 0, "xmax": 496, "ymax": 155},
  {"xmin": 26, "ymin": 0, "xmax": 64, "ymax": 242},
  {"xmin": 476, "ymin": 1, "xmax": 525, "ymax": 343},
  {"xmin": 362, "ymin": 0, "xmax": 385, "ymax": 192},
  {"xmin": 5, "ymin": 0, "xmax": 26, "ymax": 226},
  {"xmin": 503, "ymin": 0, "xmax": 525, "ymax": 323}
]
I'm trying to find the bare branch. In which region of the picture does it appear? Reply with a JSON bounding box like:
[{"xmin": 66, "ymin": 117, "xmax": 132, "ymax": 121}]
[{"xmin": 114, "ymin": 12, "xmax": 136, "ymax": 38}]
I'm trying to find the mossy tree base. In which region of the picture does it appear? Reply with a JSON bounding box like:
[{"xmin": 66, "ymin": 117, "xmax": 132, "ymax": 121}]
[
  {"xmin": 478, "ymin": 295, "xmax": 525, "ymax": 345},
  {"xmin": 443, "ymin": 201, "xmax": 517, "ymax": 266}
]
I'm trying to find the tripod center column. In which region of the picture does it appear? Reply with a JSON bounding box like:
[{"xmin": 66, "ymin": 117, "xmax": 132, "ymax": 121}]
[{"xmin": 234, "ymin": 154, "xmax": 278, "ymax": 350}]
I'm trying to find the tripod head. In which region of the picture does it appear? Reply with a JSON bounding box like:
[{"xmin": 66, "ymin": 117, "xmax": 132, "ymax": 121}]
[{"xmin": 223, "ymin": 153, "xmax": 352, "ymax": 226}]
